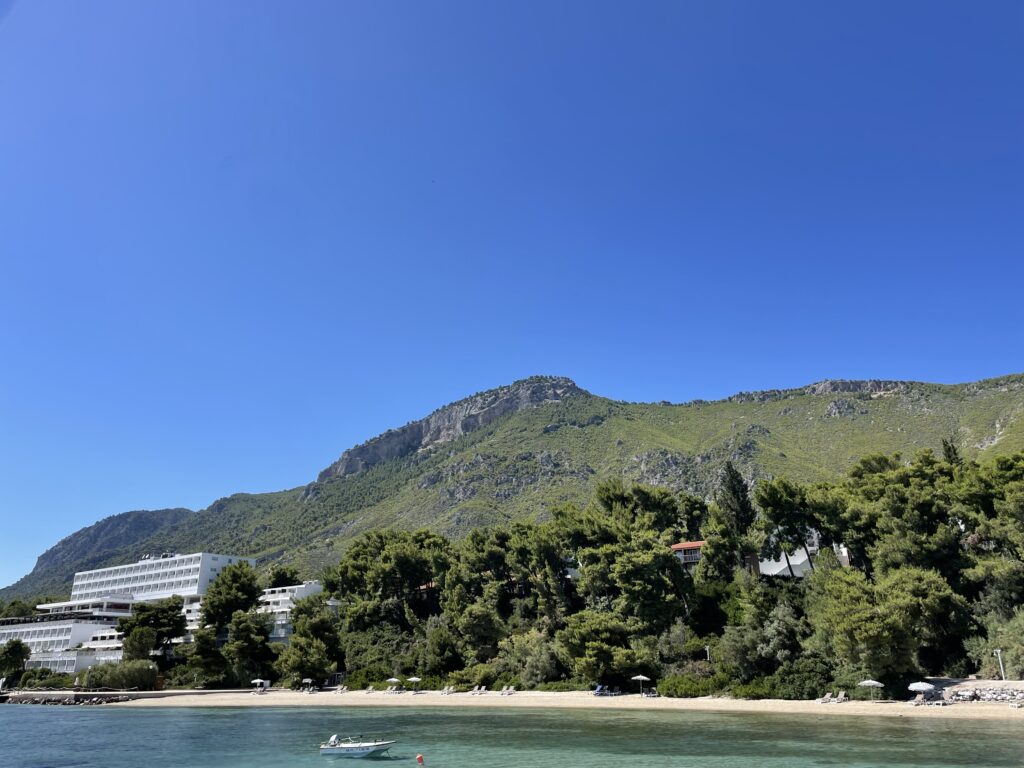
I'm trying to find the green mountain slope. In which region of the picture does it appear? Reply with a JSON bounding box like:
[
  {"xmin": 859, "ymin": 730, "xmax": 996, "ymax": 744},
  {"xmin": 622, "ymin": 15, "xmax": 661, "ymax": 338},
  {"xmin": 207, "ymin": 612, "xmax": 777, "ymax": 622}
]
[{"xmin": 5, "ymin": 373, "xmax": 1024, "ymax": 600}]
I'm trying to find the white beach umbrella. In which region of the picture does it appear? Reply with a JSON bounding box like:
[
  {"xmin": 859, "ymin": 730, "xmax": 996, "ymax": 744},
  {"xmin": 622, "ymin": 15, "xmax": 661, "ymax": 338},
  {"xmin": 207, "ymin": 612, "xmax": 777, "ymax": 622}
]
[
  {"xmin": 407, "ymin": 676, "xmax": 422, "ymax": 691},
  {"xmin": 386, "ymin": 677, "xmax": 401, "ymax": 683},
  {"xmin": 908, "ymin": 681, "xmax": 935, "ymax": 692},
  {"xmin": 631, "ymin": 674, "xmax": 651, "ymax": 696},
  {"xmin": 251, "ymin": 678, "xmax": 266, "ymax": 684}
]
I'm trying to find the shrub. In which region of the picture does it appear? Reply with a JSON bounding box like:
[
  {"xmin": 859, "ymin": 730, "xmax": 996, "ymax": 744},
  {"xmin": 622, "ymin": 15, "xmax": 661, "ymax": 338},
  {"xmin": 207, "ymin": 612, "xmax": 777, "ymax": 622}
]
[
  {"xmin": 657, "ymin": 673, "xmax": 728, "ymax": 698},
  {"xmin": 769, "ymin": 653, "xmax": 834, "ymax": 700},
  {"xmin": 341, "ymin": 667, "xmax": 392, "ymax": 690},
  {"xmin": 85, "ymin": 661, "xmax": 159, "ymax": 691},
  {"xmin": 730, "ymin": 677, "xmax": 777, "ymax": 699}
]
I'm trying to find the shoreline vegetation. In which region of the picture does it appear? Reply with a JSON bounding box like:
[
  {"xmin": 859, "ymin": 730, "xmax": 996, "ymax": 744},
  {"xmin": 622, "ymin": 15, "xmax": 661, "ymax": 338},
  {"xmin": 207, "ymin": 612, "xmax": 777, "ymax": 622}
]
[
  {"xmin": 108, "ymin": 687, "xmax": 1024, "ymax": 721},
  {"xmin": 5, "ymin": 448, "xmax": 1024, "ymax": 704}
]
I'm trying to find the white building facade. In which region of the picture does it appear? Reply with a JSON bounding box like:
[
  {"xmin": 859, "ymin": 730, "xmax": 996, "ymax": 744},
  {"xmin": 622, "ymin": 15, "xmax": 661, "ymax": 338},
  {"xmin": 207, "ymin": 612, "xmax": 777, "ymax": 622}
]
[
  {"xmin": 257, "ymin": 581, "xmax": 324, "ymax": 643},
  {"xmin": 1, "ymin": 552, "xmax": 252, "ymax": 674}
]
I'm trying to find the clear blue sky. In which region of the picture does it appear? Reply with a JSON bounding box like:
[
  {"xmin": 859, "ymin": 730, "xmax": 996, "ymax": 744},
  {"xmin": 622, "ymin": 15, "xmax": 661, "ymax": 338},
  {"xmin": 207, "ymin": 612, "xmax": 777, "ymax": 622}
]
[{"xmin": 1, "ymin": 1, "xmax": 1021, "ymax": 589}]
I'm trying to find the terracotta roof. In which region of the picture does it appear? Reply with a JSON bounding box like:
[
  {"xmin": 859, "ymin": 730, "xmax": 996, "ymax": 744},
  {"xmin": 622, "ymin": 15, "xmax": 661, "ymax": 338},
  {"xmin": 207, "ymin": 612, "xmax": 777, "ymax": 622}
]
[{"xmin": 670, "ymin": 540, "xmax": 706, "ymax": 551}]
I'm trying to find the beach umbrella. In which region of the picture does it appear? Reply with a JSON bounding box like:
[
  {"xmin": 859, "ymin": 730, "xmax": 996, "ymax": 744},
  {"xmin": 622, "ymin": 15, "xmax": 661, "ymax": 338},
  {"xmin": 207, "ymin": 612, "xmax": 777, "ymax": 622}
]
[
  {"xmin": 407, "ymin": 676, "xmax": 422, "ymax": 692},
  {"xmin": 908, "ymin": 681, "xmax": 935, "ymax": 692},
  {"xmin": 387, "ymin": 677, "xmax": 401, "ymax": 684},
  {"xmin": 631, "ymin": 674, "xmax": 651, "ymax": 696},
  {"xmin": 858, "ymin": 679, "xmax": 884, "ymax": 700}
]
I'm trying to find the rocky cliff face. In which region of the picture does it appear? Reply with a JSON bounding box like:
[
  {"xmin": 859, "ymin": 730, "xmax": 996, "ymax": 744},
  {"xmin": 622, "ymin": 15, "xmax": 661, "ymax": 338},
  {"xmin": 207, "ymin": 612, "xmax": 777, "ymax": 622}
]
[
  {"xmin": 316, "ymin": 376, "xmax": 584, "ymax": 482},
  {"xmin": 727, "ymin": 379, "xmax": 909, "ymax": 403}
]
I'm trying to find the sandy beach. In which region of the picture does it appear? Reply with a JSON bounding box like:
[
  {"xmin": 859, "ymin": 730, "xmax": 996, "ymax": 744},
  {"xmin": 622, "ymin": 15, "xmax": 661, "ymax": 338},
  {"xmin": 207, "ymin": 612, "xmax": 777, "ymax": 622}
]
[{"xmin": 110, "ymin": 688, "xmax": 1024, "ymax": 721}]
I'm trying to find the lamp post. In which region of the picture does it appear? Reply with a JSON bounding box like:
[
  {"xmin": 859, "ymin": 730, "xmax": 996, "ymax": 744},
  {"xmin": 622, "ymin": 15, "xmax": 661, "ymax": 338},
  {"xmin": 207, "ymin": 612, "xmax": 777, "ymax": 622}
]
[{"xmin": 993, "ymin": 649, "xmax": 1006, "ymax": 681}]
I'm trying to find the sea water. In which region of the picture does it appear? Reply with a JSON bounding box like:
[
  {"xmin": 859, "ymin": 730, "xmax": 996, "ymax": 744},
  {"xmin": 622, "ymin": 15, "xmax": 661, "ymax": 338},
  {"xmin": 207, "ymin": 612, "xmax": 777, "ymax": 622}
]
[{"xmin": 1, "ymin": 705, "xmax": 1022, "ymax": 768}]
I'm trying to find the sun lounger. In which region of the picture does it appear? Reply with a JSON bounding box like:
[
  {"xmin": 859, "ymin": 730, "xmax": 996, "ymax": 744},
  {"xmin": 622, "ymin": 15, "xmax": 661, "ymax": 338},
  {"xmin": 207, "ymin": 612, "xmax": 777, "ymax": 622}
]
[
  {"xmin": 610, "ymin": 686, "xmax": 621, "ymax": 696},
  {"xmin": 365, "ymin": 685, "xmax": 374, "ymax": 693},
  {"xmin": 593, "ymin": 685, "xmax": 605, "ymax": 696},
  {"xmin": 908, "ymin": 693, "xmax": 925, "ymax": 706},
  {"xmin": 817, "ymin": 692, "xmax": 833, "ymax": 703},
  {"xmin": 834, "ymin": 691, "xmax": 848, "ymax": 703},
  {"xmin": 505, "ymin": 686, "xmax": 516, "ymax": 695}
]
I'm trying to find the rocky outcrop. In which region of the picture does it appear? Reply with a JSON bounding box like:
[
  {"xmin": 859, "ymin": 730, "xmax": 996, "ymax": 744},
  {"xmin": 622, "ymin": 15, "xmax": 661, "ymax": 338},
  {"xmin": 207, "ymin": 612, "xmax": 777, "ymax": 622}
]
[
  {"xmin": 823, "ymin": 398, "xmax": 868, "ymax": 418},
  {"xmin": 727, "ymin": 379, "xmax": 909, "ymax": 404},
  {"xmin": 316, "ymin": 376, "xmax": 584, "ymax": 482}
]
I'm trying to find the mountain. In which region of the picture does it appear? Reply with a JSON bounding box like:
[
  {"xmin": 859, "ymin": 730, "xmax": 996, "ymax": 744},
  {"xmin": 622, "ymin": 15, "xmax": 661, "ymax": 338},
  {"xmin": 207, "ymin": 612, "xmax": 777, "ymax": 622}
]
[{"xmin": 5, "ymin": 373, "xmax": 1024, "ymax": 601}]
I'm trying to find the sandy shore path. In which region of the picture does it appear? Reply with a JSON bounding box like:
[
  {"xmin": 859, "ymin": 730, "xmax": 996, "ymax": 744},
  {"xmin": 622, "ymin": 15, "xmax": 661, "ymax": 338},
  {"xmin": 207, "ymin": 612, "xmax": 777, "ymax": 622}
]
[{"xmin": 111, "ymin": 689, "xmax": 1024, "ymax": 721}]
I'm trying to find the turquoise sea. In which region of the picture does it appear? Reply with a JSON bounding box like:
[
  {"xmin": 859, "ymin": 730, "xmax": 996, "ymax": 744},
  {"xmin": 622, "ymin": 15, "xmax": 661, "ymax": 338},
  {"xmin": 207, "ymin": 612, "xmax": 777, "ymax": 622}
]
[{"xmin": 1, "ymin": 705, "xmax": 1023, "ymax": 768}]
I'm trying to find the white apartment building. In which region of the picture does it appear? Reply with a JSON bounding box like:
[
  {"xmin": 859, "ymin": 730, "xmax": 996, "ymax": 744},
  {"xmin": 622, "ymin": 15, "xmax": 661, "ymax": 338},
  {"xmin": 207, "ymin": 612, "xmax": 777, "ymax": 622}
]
[
  {"xmin": 1, "ymin": 552, "xmax": 252, "ymax": 674},
  {"xmin": 257, "ymin": 581, "xmax": 324, "ymax": 643}
]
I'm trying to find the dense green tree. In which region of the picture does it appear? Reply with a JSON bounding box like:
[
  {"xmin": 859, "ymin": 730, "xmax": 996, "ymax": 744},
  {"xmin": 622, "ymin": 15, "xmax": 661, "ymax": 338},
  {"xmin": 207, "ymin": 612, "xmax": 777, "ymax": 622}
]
[
  {"xmin": 754, "ymin": 478, "xmax": 816, "ymax": 576},
  {"xmin": 200, "ymin": 561, "xmax": 261, "ymax": 631},
  {"xmin": 180, "ymin": 628, "xmax": 229, "ymax": 687},
  {"xmin": 419, "ymin": 615, "xmax": 463, "ymax": 676},
  {"xmin": 804, "ymin": 561, "xmax": 966, "ymax": 682},
  {"xmin": 122, "ymin": 627, "xmax": 157, "ymax": 661},
  {"xmin": 274, "ymin": 635, "xmax": 335, "ymax": 688},
  {"xmin": 965, "ymin": 609, "xmax": 1024, "ymax": 680},
  {"xmin": 0, "ymin": 639, "xmax": 30, "ymax": 677},
  {"xmin": 677, "ymin": 493, "xmax": 710, "ymax": 542},
  {"xmin": 117, "ymin": 596, "xmax": 186, "ymax": 653},
  {"xmin": 694, "ymin": 504, "xmax": 743, "ymax": 584},
  {"xmin": 223, "ymin": 610, "xmax": 275, "ymax": 683},
  {"xmin": 555, "ymin": 610, "xmax": 635, "ymax": 682},
  {"xmin": 717, "ymin": 462, "xmax": 757, "ymax": 535},
  {"xmin": 0, "ymin": 599, "xmax": 34, "ymax": 618},
  {"xmin": 268, "ymin": 565, "xmax": 302, "ymax": 589}
]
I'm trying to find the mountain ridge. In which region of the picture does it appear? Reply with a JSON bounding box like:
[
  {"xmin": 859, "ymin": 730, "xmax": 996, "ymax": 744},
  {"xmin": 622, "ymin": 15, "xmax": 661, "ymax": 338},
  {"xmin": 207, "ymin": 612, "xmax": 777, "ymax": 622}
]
[{"xmin": 4, "ymin": 371, "xmax": 1024, "ymax": 601}]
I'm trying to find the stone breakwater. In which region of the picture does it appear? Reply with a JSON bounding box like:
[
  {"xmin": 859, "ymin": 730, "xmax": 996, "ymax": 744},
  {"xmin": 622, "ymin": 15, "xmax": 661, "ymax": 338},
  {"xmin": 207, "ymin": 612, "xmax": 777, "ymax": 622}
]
[
  {"xmin": 949, "ymin": 687, "xmax": 1024, "ymax": 703},
  {"xmin": 5, "ymin": 693, "xmax": 133, "ymax": 705}
]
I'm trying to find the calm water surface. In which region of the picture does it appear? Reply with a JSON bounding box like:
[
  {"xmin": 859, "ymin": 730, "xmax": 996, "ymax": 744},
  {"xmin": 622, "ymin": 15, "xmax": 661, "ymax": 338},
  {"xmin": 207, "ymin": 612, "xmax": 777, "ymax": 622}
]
[{"xmin": 1, "ymin": 705, "xmax": 1022, "ymax": 768}]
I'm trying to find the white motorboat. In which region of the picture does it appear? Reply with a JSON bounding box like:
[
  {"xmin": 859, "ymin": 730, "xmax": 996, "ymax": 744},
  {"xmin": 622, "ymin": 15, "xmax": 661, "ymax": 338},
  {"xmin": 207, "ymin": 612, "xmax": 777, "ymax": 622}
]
[{"xmin": 320, "ymin": 734, "xmax": 397, "ymax": 758}]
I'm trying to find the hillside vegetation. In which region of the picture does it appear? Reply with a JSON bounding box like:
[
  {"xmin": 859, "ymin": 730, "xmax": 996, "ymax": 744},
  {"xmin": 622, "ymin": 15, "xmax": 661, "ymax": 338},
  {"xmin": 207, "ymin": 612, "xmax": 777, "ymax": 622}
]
[{"xmin": 4, "ymin": 372, "xmax": 1024, "ymax": 600}]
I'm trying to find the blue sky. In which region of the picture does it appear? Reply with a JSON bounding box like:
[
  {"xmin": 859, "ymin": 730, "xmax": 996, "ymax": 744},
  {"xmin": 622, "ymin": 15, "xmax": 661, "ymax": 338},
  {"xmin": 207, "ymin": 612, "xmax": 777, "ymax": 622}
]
[{"xmin": 1, "ymin": 1, "xmax": 1021, "ymax": 589}]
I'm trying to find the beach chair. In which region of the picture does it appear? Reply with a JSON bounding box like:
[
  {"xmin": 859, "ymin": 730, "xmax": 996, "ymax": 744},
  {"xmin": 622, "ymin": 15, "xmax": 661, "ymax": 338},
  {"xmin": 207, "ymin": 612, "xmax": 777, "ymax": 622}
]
[
  {"xmin": 365, "ymin": 686, "xmax": 374, "ymax": 694},
  {"xmin": 506, "ymin": 686, "xmax": 516, "ymax": 696},
  {"xmin": 817, "ymin": 692, "xmax": 833, "ymax": 704},
  {"xmin": 610, "ymin": 686, "xmax": 621, "ymax": 696},
  {"xmin": 908, "ymin": 693, "xmax": 925, "ymax": 706},
  {"xmin": 834, "ymin": 691, "xmax": 848, "ymax": 703},
  {"xmin": 498, "ymin": 686, "xmax": 509, "ymax": 695},
  {"xmin": 593, "ymin": 685, "xmax": 605, "ymax": 696}
]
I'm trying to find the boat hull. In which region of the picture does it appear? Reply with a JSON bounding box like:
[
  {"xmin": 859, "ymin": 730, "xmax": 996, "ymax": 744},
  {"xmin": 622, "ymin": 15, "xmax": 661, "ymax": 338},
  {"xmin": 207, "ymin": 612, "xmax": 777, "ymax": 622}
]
[{"xmin": 319, "ymin": 741, "xmax": 396, "ymax": 758}]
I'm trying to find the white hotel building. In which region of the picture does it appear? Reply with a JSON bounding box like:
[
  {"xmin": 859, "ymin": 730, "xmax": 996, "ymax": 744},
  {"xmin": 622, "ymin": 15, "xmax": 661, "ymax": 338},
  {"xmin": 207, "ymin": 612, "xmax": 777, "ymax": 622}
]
[
  {"xmin": 0, "ymin": 552, "xmax": 252, "ymax": 674},
  {"xmin": 257, "ymin": 581, "xmax": 326, "ymax": 643}
]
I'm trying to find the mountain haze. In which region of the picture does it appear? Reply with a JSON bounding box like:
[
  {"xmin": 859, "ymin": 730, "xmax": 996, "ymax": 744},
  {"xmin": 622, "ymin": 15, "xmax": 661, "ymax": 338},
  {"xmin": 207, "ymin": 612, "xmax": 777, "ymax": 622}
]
[{"xmin": 5, "ymin": 372, "xmax": 1024, "ymax": 600}]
